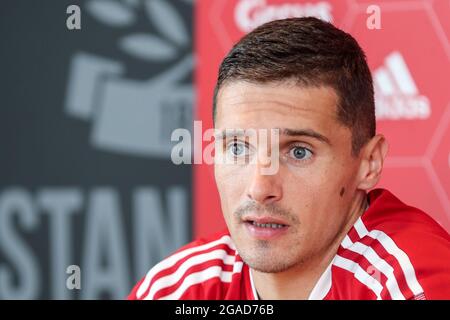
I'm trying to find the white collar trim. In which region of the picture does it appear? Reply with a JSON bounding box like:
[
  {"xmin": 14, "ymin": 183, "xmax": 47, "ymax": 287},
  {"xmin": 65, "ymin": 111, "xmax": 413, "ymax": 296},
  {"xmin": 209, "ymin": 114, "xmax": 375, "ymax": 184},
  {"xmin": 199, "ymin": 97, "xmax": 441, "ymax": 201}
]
[{"xmin": 248, "ymin": 261, "xmax": 332, "ymax": 300}]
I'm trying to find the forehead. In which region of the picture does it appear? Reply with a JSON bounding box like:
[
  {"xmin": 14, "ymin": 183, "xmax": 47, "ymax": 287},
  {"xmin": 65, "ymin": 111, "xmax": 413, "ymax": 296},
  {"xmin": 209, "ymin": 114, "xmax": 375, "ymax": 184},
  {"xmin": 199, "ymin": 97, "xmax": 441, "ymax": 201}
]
[{"xmin": 215, "ymin": 81, "xmax": 340, "ymax": 132}]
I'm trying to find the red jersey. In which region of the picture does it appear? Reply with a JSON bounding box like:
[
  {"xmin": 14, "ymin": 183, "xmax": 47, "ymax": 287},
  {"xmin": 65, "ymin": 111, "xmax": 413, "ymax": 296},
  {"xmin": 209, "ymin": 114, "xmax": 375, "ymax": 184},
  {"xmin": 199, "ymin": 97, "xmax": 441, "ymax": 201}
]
[{"xmin": 128, "ymin": 189, "xmax": 450, "ymax": 300}]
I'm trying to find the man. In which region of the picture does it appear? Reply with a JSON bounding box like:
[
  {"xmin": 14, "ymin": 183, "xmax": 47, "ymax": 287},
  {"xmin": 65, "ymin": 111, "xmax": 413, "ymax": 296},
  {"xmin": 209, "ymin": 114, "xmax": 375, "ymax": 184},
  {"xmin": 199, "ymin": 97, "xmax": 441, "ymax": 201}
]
[{"xmin": 129, "ymin": 17, "xmax": 450, "ymax": 300}]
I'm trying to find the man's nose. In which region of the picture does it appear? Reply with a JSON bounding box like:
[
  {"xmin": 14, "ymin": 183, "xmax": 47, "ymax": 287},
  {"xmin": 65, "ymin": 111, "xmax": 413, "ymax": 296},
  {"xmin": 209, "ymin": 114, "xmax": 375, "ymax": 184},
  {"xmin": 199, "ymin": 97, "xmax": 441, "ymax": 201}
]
[{"xmin": 246, "ymin": 162, "xmax": 282, "ymax": 205}]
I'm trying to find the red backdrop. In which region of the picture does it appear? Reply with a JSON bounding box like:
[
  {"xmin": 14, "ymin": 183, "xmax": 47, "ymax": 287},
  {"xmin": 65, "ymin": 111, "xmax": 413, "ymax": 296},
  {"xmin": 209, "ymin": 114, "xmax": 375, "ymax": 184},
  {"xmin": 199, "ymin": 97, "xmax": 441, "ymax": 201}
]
[{"xmin": 194, "ymin": 0, "xmax": 450, "ymax": 238}]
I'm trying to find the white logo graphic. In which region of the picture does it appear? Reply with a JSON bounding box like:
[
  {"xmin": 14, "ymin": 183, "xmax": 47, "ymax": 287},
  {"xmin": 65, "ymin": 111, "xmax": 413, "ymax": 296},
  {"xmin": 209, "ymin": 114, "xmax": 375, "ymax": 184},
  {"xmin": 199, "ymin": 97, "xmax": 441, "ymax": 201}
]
[
  {"xmin": 374, "ymin": 51, "xmax": 430, "ymax": 120},
  {"xmin": 64, "ymin": 0, "xmax": 193, "ymax": 158},
  {"xmin": 235, "ymin": 0, "xmax": 333, "ymax": 33}
]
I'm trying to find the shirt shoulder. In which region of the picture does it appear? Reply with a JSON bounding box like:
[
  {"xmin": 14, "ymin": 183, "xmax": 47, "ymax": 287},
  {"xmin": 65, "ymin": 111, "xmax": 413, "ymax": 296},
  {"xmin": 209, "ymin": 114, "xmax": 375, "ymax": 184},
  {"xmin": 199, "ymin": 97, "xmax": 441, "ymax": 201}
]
[
  {"xmin": 332, "ymin": 189, "xmax": 450, "ymax": 300},
  {"xmin": 128, "ymin": 230, "xmax": 252, "ymax": 300}
]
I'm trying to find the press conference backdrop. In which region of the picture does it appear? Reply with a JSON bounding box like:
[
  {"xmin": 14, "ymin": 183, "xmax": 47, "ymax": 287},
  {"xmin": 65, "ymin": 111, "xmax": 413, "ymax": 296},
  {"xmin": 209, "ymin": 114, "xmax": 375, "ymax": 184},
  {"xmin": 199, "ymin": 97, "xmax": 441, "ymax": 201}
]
[
  {"xmin": 194, "ymin": 1, "xmax": 450, "ymax": 237},
  {"xmin": 1, "ymin": 0, "xmax": 449, "ymax": 301},
  {"xmin": 0, "ymin": 0, "xmax": 193, "ymax": 299}
]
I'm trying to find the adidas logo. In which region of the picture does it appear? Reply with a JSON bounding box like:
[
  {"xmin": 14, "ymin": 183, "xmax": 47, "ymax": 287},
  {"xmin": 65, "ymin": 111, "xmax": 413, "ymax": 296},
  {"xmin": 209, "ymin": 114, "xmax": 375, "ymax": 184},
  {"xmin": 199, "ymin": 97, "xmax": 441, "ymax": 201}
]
[{"xmin": 374, "ymin": 51, "xmax": 430, "ymax": 120}]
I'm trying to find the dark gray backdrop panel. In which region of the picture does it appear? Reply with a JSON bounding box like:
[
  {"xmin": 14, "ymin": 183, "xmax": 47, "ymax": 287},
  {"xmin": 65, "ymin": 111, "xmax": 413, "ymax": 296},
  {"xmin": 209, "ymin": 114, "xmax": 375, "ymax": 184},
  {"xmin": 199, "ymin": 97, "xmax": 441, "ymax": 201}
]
[{"xmin": 0, "ymin": 0, "xmax": 193, "ymax": 299}]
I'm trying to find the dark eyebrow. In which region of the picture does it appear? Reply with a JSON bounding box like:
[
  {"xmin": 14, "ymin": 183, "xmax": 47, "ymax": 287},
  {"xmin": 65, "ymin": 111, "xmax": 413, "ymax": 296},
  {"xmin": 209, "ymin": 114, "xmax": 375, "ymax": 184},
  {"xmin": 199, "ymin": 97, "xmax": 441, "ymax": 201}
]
[
  {"xmin": 214, "ymin": 128, "xmax": 331, "ymax": 145},
  {"xmin": 280, "ymin": 128, "xmax": 331, "ymax": 145},
  {"xmin": 214, "ymin": 129, "xmax": 247, "ymax": 140}
]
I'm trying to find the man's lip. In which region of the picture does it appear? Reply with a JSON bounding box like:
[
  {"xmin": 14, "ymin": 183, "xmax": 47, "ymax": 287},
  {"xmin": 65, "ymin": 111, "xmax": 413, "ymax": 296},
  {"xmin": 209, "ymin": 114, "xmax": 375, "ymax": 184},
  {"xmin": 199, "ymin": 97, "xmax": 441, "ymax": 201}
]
[{"xmin": 242, "ymin": 216, "xmax": 289, "ymax": 226}]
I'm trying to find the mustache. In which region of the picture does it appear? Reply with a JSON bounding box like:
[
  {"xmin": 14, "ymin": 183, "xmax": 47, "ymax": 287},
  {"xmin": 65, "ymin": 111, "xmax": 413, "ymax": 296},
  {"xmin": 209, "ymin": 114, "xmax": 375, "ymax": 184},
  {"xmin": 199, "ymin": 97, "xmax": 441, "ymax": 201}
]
[{"xmin": 234, "ymin": 200, "xmax": 299, "ymax": 224}]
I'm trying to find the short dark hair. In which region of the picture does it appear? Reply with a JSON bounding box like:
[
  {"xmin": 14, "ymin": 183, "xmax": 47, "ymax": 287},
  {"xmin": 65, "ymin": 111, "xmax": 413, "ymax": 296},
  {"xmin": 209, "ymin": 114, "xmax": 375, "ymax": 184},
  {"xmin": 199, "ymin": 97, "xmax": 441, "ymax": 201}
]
[{"xmin": 213, "ymin": 17, "xmax": 375, "ymax": 156}]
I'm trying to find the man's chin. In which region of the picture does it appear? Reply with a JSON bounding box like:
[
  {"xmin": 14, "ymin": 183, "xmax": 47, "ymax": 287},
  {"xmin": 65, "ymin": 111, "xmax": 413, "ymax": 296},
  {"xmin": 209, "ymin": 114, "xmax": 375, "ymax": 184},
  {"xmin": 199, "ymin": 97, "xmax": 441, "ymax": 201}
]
[
  {"xmin": 238, "ymin": 249, "xmax": 297, "ymax": 274},
  {"xmin": 245, "ymin": 259, "xmax": 295, "ymax": 274}
]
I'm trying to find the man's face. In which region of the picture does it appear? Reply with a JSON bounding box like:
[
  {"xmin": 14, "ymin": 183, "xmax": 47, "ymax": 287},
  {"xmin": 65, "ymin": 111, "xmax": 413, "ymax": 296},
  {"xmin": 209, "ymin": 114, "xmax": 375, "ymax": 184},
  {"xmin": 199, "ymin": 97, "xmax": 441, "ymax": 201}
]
[{"xmin": 214, "ymin": 81, "xmax": 364, "ymax": 273}]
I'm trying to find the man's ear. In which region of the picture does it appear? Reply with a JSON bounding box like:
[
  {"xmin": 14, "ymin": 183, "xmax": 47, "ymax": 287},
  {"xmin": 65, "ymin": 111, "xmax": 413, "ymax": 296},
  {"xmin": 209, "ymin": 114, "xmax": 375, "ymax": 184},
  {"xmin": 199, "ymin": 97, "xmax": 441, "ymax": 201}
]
[{"xmin": 356, "ymin": 134, "xmax": 389, "ymax": 191}]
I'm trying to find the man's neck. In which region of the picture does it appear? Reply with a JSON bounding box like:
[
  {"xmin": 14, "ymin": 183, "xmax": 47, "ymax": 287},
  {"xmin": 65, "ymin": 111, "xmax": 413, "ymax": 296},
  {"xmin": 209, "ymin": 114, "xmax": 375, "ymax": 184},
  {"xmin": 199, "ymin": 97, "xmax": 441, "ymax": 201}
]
[{"xmin": 251, "ymin": 191, "xmax": 368, "ymax": 300}]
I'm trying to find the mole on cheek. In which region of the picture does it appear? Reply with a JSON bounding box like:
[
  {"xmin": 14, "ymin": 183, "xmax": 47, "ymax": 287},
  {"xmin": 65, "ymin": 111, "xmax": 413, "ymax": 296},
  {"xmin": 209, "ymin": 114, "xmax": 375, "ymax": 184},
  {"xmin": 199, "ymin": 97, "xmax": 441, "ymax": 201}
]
[{"xmin": 340, "ymin": 187, "xmax": 345, "ymax": 197}]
